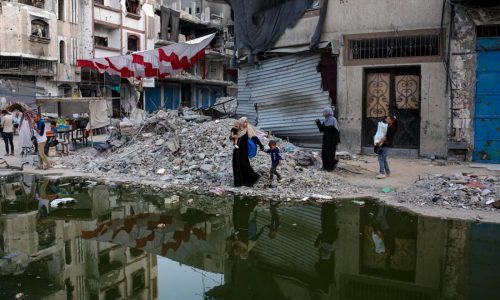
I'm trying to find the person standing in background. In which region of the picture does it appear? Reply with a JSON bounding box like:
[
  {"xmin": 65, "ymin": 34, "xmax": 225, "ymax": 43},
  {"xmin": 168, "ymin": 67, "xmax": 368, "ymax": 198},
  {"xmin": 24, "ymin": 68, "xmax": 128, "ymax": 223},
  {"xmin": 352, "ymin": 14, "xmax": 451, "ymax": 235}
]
[
  {"xmin": 315, "ymin": 107, "xmax": 341, "ymax": 171},
  {"xmin": 1, "ymin": 110, "xmax": 14, "ymax": 156},
  {"xmin": 375, "ymin": 116, "xmax": 398, "ymax": 179},
  {"xmin": 12, "ymin": 111, "xmax": 21, "ymax": 135},
  {"xmin": 33, "ymin": 114, "xmax": 50, "ymax": 169}
]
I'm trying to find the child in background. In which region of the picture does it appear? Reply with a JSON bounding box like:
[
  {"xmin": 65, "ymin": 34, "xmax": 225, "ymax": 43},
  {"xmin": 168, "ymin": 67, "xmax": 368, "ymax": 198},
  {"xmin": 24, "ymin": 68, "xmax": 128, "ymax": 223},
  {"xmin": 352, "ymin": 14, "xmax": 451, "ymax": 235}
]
[
  {"xmin": 266, "ymin": 140, "xmax": 283, "ymax": 187},
  {"xmin": 231, "ymin": 121, "xmax": 240, "ymax": 149}
]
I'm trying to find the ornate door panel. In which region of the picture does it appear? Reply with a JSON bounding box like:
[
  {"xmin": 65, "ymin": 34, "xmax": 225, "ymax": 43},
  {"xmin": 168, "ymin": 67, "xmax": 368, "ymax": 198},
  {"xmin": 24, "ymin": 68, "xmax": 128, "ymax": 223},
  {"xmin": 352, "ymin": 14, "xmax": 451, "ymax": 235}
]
[{"xmin": 363, "ymin": 67, "xmax": 421, "ymax": 149}]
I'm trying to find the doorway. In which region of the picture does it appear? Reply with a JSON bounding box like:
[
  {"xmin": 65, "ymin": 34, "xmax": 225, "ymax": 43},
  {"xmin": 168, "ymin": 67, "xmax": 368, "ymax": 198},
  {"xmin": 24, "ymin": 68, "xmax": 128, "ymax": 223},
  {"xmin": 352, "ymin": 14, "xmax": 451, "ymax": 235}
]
[{"xmin": 362, "ymin": 67, "xmax": 421, "ymax": 150}]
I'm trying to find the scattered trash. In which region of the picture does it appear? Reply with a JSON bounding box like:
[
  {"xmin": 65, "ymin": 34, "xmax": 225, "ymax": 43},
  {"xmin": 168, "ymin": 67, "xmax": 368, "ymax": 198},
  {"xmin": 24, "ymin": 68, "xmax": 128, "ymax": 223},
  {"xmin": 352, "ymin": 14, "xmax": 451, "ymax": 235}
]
[
  {"xmin": 486, "ymin": 199, "xmax": 496, "ymax": 205},
  {"xmin": 467, "ymin": 181, "xmax": 486, "ymax": 189},
  {"xmin": 381, "ymin": 187, "xmax": 392, "ymax": 193},
  {"xmin": 164, "ymin": 195, "xmax": 180, "ymax": 205},
  {"xmin": 352, "ymin": 200, "xmax": 365, "ymax": 206},
  {"xmin": 481, "ymin": 189, "xmax": 491, "ymax": 196},
  {"xmin": 311, "ymin": 194, "xmax": 333, "ymax": 200},
  {"xmin": 401, "ymin": 172, "xmax": 500, "ymax": 211},
  {"xmin": 50, "ymin": 198, "xmax": 76, "ymax": 208},
  {"xmin": 157, "ymin": 168, "xmax": 166, "ymax": 175},
  {"xmin": 210, "ymin": 187, "xmax": 225, "ymax": 196},
  {"xmin": 156, "ymin": 223, "xmax": 166, "ymax": 229}
]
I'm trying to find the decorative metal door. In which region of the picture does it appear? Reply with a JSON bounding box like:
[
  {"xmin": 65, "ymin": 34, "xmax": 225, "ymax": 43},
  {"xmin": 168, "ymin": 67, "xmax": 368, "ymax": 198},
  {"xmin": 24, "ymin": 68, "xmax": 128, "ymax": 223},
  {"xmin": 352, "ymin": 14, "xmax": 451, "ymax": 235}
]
[{"xmin": 363, "ymin": 67, "xmax": 421, "ymax": 149}]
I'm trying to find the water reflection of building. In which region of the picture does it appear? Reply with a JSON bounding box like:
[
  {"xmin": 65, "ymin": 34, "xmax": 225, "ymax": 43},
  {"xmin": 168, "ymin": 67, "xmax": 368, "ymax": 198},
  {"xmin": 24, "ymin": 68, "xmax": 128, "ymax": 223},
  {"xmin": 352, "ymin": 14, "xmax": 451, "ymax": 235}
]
[
  {"xmin": 0, "ymin": 177, "xmax": 158, "ymax": 299},
  {"xmin": 2, "ymin": 176, "xmax": 500, "ymax": 300},
  {"xmin": 210, "ymin": 198, "xmax": 500, "ymax": 300}
]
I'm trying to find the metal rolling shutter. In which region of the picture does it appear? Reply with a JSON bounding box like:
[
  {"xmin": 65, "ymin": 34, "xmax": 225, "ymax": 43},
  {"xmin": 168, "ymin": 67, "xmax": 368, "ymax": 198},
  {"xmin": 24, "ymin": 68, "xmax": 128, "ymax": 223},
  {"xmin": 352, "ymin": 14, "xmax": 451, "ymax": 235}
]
[{"xmin": 236, "ymin": 53, "xmax": 330, "ymax": 145}]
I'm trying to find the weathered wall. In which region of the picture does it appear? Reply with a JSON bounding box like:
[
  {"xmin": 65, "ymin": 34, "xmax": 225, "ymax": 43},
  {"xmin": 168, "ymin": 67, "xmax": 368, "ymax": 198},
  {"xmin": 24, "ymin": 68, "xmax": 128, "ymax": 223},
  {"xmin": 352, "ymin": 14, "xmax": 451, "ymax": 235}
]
[
  {"xmin": 449, "ymin": 9, "xmax": 476, "ymax": 149},
  {"xmin": 449, "ymin": 7, "xmax": 500, "ymax": 158},
  {"xmin": 79, "ymin": 0, "xmax": 94, "ymax": 59},
  {"xmin": 420, "ymin": 63, "xmax": 449, "ymax": 157},
  {"xmin": 336, "ymin": 54, "xmax": 448, "ymax": 157},
  {"xmin": 275, "ymin": 0, "xmax": 446, "ymax": 48},
  {"xmin": 0, "ymin": 2, "xmax": 58, "ymax": 60}
]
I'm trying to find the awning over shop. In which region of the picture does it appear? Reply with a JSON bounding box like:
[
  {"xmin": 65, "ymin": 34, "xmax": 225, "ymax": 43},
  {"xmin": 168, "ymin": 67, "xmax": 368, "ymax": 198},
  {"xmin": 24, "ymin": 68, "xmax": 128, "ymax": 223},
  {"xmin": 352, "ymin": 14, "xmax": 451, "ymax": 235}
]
[{"xmin": 76, "ymin": 33, "xmax": 215, "ymax": 79}]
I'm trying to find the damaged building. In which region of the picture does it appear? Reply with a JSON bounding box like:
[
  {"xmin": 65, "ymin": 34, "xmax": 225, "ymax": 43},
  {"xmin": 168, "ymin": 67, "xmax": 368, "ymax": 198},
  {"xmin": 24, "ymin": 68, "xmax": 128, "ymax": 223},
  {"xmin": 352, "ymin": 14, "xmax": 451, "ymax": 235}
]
[
  {"xmin": 232, "ymin": 0, "xmax": 500, "ymax": 163},
  {"xmin": 141, "ymin": 0, "xmax": 236, "ymax": 112},
  {"xmin": 0, "ymin": 0, "xmax": 81, "ymax": 105},
  {"xmin": 448, "ymin": 1, "xmax": 500, "ymax": 163}
]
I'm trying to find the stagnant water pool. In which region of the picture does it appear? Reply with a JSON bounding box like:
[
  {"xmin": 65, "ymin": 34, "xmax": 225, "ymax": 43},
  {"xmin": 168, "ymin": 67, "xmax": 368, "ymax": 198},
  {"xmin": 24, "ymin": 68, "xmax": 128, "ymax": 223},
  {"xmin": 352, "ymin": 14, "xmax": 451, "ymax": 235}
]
[{"xmin": 0, "ymin": 174, "xmax": 499, "ymax": 300}]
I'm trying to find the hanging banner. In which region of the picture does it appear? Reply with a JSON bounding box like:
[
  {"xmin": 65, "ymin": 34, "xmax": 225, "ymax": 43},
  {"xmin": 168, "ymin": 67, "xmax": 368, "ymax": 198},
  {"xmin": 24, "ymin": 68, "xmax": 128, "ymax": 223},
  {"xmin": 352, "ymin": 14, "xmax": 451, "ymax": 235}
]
[{"xmin": 77, "ymin": 33, "xmax": 215, "ymax": 79}]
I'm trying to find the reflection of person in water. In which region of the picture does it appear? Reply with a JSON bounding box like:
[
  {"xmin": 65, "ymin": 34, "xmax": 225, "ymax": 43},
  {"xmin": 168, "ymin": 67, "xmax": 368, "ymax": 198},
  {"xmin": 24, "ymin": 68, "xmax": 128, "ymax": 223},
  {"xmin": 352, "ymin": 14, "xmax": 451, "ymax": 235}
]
[
  {"xmin": 371, "ymin": 206, "xmax": 393, "ymax": 258},
  {"xmin": 232, "ymin": 197, "xmax": 266, "ymax": 259},
  {"xmin": 314, "ymin": 202, "xmax": 338, "ymax": 293},
  {"xmin": 36, "ymin": 179, "xmax": 50, "ymax": 219},
  {"xmin": 364, "ymin": 203, "xmax": 418, "ymax": 281},
  {"xmin": 268, "ymin": 201, "xmax": 280, "ymax": 239}
]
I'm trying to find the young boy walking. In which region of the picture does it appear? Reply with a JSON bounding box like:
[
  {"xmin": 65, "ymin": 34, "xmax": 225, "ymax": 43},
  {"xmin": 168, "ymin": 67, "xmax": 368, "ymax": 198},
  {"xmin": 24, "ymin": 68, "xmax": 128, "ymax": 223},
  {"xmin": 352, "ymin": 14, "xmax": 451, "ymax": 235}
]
[{"xmin": 266, "ymin": 140, "xmax": 283, "ymax": 187}]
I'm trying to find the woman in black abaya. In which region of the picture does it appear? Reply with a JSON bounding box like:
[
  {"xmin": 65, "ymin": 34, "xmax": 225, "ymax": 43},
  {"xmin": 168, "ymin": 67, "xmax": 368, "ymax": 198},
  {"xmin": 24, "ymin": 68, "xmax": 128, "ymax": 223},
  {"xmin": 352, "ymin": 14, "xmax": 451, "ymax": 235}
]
[
  {"xmin": 316, "ymin": 107, "xmax": 340, "ymax": 171},
  {"xmin": 231, "ymin": 117, "xmax": 264, "ymax": 187}
]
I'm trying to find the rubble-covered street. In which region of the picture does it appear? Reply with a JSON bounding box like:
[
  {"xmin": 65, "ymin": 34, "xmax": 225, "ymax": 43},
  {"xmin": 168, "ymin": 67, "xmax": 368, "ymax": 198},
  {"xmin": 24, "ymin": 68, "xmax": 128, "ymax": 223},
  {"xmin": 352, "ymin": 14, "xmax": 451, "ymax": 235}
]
[
  {"xmin": 39, "ymin": 109, "xmax": 499, "ymax": 221},
  {"xmin": 56, "ymin": 110, "xmax": 360, "ymax": 199}
]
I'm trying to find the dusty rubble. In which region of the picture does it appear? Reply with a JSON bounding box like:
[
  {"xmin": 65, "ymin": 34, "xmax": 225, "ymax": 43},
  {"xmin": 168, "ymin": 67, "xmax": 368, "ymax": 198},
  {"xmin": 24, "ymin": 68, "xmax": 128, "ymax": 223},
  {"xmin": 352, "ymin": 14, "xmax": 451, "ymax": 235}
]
[
  {"xmin": 213, "ymin": 97, "xmax": 237, "ymax": 115},
  {"xmin": 58, "ymin": 110, "xmax": 357, "ymax": 199},
  {"xmin": 399, "ymin": 173, "xmax": 500, "ymax": 211}
]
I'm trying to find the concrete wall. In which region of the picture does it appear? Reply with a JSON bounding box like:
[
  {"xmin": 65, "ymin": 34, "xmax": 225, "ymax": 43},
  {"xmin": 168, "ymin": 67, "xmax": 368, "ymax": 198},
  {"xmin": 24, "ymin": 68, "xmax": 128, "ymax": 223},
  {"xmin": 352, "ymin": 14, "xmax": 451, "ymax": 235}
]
[
  {"xmin": 0, "ymin": 2, "xmax": 58, "ymax": 60},
  {"xmin": 80, "ymin": 0, "xmax": 94, "ymax": 59},
  {"xmin": 336, "ymin": 59, "xmax": 448, "ymax": 157},
  {"xmin": 271, "ymin": 0, "xmax": 451, "ymax": 156}
]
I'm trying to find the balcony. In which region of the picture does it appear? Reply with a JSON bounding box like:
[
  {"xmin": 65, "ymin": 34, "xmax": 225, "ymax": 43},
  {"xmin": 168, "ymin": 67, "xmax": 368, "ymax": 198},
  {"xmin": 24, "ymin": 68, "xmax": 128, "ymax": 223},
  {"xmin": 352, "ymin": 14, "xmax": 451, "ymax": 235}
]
[
  {"xmin": 94, "ymin": 3, "xmax": 121, "ymax": 27},
  {"xmin": 0, "ymin": 56, "xmax": 55, "ymax": 77},
  {"xmin": 18, "ymin": 0, "xmax": 45, "ymax": 9}
]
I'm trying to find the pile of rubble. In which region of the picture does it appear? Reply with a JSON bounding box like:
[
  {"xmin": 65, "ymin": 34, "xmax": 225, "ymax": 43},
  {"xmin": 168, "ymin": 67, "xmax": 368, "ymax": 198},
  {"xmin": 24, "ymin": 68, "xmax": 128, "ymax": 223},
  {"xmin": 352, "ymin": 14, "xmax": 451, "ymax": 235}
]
[
  {"xmin": 60, "ymin": 110, "xmax": 356, "ymax": 198},
  {"xmin": 213, "ymin": 97, "xmax": 237, "ymax": 115},
  {"xmin": 401, "ymin": 173, "xmax": 500, "ymax": 211}
]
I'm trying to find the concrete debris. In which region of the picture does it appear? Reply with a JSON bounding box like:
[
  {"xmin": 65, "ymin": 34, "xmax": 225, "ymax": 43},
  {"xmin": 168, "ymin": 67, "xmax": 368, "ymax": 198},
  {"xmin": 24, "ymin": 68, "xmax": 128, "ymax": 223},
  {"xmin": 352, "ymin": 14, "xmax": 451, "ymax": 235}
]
[
  {"xmin": 213, "ymin": 97, "xmax": 237, "ymax": 115},
  {"xmin": 402, "ymin": 173, "xmax": 500, "ymax": 211},
  {"xmin": 59, "ymin": 109, "xmax": 356, "ymax": 199}
]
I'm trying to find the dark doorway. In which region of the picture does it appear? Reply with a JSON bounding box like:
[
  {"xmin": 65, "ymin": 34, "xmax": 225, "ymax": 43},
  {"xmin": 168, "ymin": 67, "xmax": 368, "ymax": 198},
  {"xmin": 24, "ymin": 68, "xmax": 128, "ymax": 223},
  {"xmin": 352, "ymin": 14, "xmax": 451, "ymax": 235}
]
[
  {"xmin": 319, "ymin": 53, "xmax": 337, "ymax": 107},
  {"xmin": 112, "ymin": 91, "xmax": 121, "ymax": 118},
  {"xmin": 362, "ymin": 67, "xmax": 421, "ymax": 149},
  {"xmin": 181, "ymin": 84, "xmax": 191, "ymax": 107}
]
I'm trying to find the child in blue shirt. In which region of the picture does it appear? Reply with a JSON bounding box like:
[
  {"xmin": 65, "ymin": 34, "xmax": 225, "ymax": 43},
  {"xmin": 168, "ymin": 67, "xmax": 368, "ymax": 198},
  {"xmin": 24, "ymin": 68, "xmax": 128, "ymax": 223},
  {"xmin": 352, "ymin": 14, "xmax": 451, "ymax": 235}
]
[{"xmin": 266, "ymin": 140, "xmax": 283, "ymax": 187}]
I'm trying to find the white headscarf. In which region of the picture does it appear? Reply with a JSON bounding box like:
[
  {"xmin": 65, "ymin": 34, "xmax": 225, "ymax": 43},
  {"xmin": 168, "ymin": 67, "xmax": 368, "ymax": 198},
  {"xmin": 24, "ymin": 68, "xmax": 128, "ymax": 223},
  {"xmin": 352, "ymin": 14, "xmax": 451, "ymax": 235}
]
[{"xmin": 238, "ymin": 117, "xmax": 257, "ymax": 138}]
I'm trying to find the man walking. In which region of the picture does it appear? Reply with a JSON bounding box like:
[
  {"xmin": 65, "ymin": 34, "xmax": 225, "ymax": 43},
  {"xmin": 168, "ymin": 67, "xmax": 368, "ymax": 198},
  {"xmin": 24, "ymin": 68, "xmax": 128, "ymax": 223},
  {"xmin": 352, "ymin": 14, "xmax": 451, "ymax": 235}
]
[
  {"xmin": 34, "ymin": 114, "xmax": 50, "ymax": 169},
  {"xmin": 1, "ymin": 110, "xmax": 14, "ymax": 156}
]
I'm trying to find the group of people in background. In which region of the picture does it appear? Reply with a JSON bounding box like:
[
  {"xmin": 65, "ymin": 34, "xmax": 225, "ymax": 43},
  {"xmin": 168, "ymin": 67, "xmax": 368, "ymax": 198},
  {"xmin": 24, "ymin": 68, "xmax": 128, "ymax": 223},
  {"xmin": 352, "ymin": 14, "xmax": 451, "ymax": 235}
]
[
  {"xmin": 0, "ymin": 110, "xmax": 51, "ymax": 169},
  {"xmin": 231, "ymin": 107, "xmax": 398, "ymax": 186}
]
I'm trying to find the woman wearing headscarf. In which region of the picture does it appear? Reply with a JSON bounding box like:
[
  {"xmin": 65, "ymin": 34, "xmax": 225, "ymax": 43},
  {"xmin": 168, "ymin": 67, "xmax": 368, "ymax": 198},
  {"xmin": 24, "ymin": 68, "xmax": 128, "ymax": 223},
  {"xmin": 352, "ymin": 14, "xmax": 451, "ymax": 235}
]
[
  {"xmin": 231, "ymin": 117, "xmax": 264, "ymax": 187},
  {"xmin": 315, "ymin": 107, "xmax": 340, "ymax": 171}
]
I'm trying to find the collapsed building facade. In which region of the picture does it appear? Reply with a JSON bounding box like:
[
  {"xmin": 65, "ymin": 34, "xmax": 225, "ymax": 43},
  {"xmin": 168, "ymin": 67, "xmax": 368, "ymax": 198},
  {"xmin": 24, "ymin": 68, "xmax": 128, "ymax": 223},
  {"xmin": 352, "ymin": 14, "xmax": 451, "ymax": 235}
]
[
  {"xmin": 0, "ymin": 0, "xmax": 236, "ymax": 116},
  {"xmin": 0, "ymin": 0, "xmax": 82, "ymax": 104},
  {"xmin": 142, "ymin": 0, "xmax": 236, "ymax": 112},
  {"xmin": 232, "ymin": 0, "xmax": 500, "ymax": 163}
]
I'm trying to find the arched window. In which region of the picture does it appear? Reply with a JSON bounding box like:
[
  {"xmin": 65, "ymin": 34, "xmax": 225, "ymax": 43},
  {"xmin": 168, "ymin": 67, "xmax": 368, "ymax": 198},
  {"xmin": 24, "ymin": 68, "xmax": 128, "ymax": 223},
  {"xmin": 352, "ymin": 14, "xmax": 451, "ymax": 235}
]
[
  {"xmin": 59, "ymin": 40, "xmax": 66, "ymax": 64},
  {"xmin": 31, "ymin": 19, "xmax": 49, "ymax": 38},
  {"xmin": 127, "ymin": 35, "xmax": 139, "ymax": 52}
]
